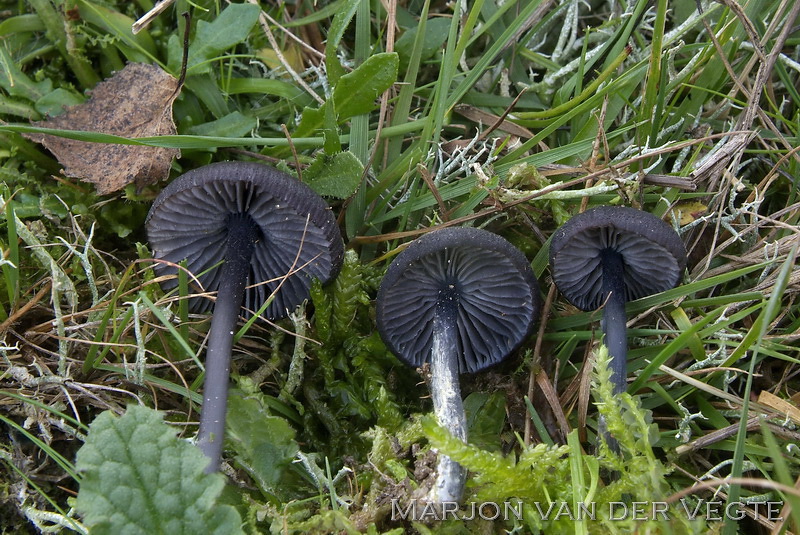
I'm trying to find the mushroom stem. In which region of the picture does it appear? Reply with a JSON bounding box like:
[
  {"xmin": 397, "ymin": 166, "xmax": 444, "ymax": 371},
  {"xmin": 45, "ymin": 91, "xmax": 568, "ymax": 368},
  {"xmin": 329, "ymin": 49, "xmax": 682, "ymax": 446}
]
[
  {"xmin": 197, "ymin": 214, "xmax": 260, "ymax": 473},
  {"xmin": 600, "ymin": 248, "xmax": 628, "ymax": 395},
  {"xmin": 428, "ymin": 297, "xmax": 467, "ymax": 504}
]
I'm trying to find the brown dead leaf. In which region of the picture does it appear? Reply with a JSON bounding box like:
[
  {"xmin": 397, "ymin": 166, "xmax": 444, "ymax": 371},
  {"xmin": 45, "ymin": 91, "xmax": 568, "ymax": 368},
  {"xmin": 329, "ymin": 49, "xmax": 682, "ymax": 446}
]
[
  {"xmin": 758, "ymin": 390, "xmax": 800, "ymax": 426},
  {"xmin": 25, "ymin": 63, "xmax": 181, "ymax": 195}
]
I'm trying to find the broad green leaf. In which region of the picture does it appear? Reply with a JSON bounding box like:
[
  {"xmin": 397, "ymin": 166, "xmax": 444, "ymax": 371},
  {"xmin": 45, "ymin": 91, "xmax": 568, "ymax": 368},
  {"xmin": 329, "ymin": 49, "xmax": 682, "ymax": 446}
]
[
  {"xmin": 225, "ymin": 78, "xmax": 305, "ymax": 100},
  {"xmin": 226, "ymin": 392, "xmax": 299, "ymax": 499},
  {"xmin": 0, "ymin": 14, "xmax": 44, "ymax": 36},
  {"xmin": 187, "ymin": 111, "xmax": 257, "ymax": 137},
  {"xmin": 395, "ymin": 18, "xmax": 450, "ymax": 70},
  {"xmin": 169, "ymin": 3, "xmax": 261, "ymax": 75},
  {"xmin": 295, "ymin": 38, "xmax": 398, "ymax": 140},
  {"xmin": 333, "ymin": 52, "xmax": 399, "ymax": 120},
  {"xmin": 324, "ymin": 0, "xmax": 361, "ymax": 84},
  {"xmin": 75, "ymin": 405, "xmax": 244, "ymax": 535},
  {"xmin": 186, "ymin": 73, "xmax": 231, "ymax": 119},
  {"xmin": 303, "ymin": 151, "xmax": 364, "ymax": 199},
  {"xmin": 293, "ymin": 103, "xmax": 326, "ymax": 140},
  {"xmin": 35, "ymin": 88, "xmax": 84, "ymax": 117}
]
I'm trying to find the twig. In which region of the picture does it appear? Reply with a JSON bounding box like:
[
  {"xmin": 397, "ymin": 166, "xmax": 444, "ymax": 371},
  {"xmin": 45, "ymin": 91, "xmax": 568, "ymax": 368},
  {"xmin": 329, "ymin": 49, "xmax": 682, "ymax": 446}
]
[
  {"xmin": 674, "ymin": 416, "xmax": 761, "ymax": 455},
  {"xmin": 261, "ymin": 10, "xmax": 324, "ymax": 60},
  {"xmin": 689, "ymin": 0, "xmax": 800, "ymax": 186},
  {"xmin": 665, "ymin": 476, "xmax": 800, "ymax": 504},
  {"xmin": 525, "ymin": 283, "xmax": 557, "ymax": 445},
  {"xmin": 418, "ymin": 165, "xmax": 448, "ymax": 221},
  {"xmin": 248, "ymin": 0, "xmax": 325, "ymax": 105},
  {"xmin": 0, "ymin": 280, "xmax": 52, "ymax": 335},
  {"xmin": 281, "ymin": 124, "xmax": 302, "ymax": 182},
  {"xmin": 132, "ymin": 0, "xmax": 177, "ymax": 34},
  {"xmin": 478, "ymin": 89, "xmax": 530, "ymax": 142}
]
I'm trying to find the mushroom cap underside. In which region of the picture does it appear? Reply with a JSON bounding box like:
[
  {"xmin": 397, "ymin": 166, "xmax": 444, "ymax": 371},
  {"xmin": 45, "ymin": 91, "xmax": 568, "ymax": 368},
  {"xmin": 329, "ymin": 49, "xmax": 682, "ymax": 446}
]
[
  {"xmin": 146, "ymin": 161, "xmax": 344, "ymax": 321},
  {"xmin": 549, "ymin": 206, "xmax": 687, "ymax": 311},
  {"xmin": 376, "ymin": 227, "xmax": 541, "ymax": 374}
]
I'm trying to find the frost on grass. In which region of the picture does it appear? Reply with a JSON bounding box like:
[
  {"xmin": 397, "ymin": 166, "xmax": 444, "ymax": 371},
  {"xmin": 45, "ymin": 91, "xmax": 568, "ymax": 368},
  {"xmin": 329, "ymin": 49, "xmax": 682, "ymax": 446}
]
[{"xmin": 75, "ymin": 405, "xmax": 243, "ymax": 535}]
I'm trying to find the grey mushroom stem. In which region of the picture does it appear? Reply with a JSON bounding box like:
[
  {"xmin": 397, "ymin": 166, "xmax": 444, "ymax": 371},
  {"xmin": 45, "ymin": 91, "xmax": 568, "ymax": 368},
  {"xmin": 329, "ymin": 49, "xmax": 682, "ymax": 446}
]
[
  {"xmin": 197, "ymin": 213, "xmax": 260, "ymax": 473},
  {"xmin": 598, "ymin": 248, "xmax": 627, "ymax": 451},
  {"xmin": 428, "ymin": 294, "xmax": 467, "ymax": 504},
  {"xmin": 599, "ymin": 248, "xmax": 628, "ymax": 395}
]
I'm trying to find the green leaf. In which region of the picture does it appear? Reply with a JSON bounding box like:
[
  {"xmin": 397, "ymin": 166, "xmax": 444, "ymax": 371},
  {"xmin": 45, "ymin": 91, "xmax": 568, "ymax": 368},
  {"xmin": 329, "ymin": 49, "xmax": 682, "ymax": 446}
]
[
  {"xmin": 0, "ymin": 14, "xmax": 44, "ymax": 36},
  {"xmin": 293, "ymin": 104, "xmax": 326, "ymax": 140},
  {"xmin": 225, "ymin": 392, "xmax": 299, "ymax": 499},
  {"xmin": 322, "ymin": 99, "xmax": 341, "ymax": 154},
  {"xmin": 324, "ymin": 0, "xmax": 361, "ymax": 84},
  {"xmin": 35, "ymin": 88, "xmax": 84, "ymax": 117},
  {"xmin": 0, "ymin": 45, "xmax": 52, "ymax": 100},
  {"xmin": 225, "ymin": 77, "xmax": 305, "ymax": 100},
  {"xmin": 464, "ymin": 391, "xmax": 507, "ymax": 452},
  {"xmin": 395, "ymin": 18, "xmax": 450, "ymax": 70},
  {"xmin": 333, "ymin": 52, "xmax": 399, "ymax": 120},
  {"xmin": 75, "ymin": 405, "xmax": 244, "ymax": 535},
  {"xmin": 187, "ymin": 111, "xmax": 257, "ymax": 137},
  {"xmin": 291, "ymin": 53, "xmax": 398, "ymax": 140},
  {"xmin": 303, "ymin": 151, "xmax": 364, "ymax": 199},
  {"xmin": 170, "ymin": 3, "xmax": 261, "ymax": 75}
]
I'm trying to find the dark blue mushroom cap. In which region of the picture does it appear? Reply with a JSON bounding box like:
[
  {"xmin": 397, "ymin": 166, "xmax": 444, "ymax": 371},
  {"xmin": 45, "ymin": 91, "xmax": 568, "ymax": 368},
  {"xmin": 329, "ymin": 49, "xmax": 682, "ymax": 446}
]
[
  {"xmin": 146, "ymin": 161, "xmax": 344, "ymax": 321},
  {"xmin": 376, "ymin": 227, "xmax": 540, "ymax": 374},
  {"xmin": 549, "ymin": 206, "xmax": 686, "ymax": 311}
]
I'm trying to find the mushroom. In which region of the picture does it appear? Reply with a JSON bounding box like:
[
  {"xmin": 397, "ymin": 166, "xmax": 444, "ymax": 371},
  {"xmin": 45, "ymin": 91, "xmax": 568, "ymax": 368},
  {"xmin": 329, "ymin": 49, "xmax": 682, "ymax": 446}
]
[
  {"xmin": 146, "ymin": 161, "xmax": 343, "ymax": 472},
  {"xmin": 376, "ymin": 227, "xmax": 540, "ymax": 503},
  {"xmin": 549, "ymin": 206, "xmax": 686, "ymax": 427}
]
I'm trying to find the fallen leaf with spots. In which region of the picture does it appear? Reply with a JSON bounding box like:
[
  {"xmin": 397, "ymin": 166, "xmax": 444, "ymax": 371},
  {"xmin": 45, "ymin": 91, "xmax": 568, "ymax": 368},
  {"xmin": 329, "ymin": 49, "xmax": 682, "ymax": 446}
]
[{"xmin": 25, "ymin": 63, "xmax": 181, "ymax": 195}]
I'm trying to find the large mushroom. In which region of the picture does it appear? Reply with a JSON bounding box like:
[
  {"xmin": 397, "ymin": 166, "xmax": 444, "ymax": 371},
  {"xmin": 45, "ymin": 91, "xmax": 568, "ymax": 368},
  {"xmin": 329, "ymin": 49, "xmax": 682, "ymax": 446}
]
[
  {"xmin": 549, "ymin": 205, "xmax": 686, "ymax": 409},
  {"xmin": 146, "ymin": 161, "xmax": 343, "ymax": 472},
  {"xmin": 376, "ymin": 227, "xmax": 540, "ymax": 503}
]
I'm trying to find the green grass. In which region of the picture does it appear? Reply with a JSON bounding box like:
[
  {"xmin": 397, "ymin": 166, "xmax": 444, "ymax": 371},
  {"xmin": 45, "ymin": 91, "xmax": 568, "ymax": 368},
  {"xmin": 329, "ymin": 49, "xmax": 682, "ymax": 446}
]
[{"xmin": 1, "ymin": 0, "xmax": 800, "ymax": 533}]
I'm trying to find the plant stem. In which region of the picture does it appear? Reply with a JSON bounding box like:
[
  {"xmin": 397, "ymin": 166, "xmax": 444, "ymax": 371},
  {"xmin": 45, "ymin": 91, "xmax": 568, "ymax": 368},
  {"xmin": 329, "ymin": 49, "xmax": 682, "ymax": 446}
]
[
  {"xmin": 428, "ymin": 296, "xmax": 467, "ymax": 504},
  {"xmin": 600, "ymin": 248, "xmax": 628, "ymax": 395},
  {"xmin": 197, "ymin": 214, "xmax": 259, "ymax": 473}
]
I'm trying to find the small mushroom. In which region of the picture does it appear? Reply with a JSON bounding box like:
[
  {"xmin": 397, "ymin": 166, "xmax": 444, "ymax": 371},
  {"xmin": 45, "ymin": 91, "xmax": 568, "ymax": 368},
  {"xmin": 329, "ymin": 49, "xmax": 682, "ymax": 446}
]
[
  {"xmin": 146, "ymin": 161, "xmax": 343, "ymax": 472},
  {"xmin": 376, "ymin": 227, "xmax": 540, "ymax": 503},
  {"xmin": 549, "ymin": 206, "xmax": 686, "ymax": 416}
]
